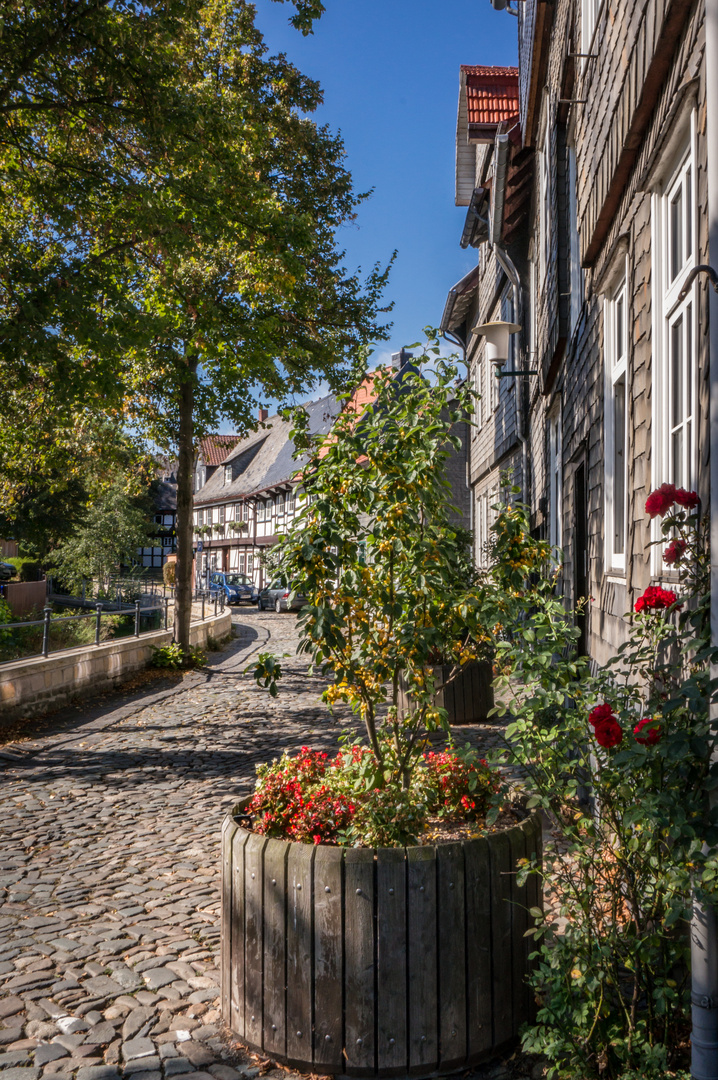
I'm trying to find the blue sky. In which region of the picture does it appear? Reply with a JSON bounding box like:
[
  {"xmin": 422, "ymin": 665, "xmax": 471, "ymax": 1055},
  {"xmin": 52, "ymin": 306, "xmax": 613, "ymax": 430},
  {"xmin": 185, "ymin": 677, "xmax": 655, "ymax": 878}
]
[{"xmin": 256, "ymin": 0, "xmax": 518, "ymax": 370}]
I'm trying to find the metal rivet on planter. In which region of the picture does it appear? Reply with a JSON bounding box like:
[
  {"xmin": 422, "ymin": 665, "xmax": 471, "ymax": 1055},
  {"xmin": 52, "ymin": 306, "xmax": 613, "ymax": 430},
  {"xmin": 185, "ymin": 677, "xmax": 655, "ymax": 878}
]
[
  {"xmin": 272, "ymin": 878, "xmax": 276, "ymax": 885},
  {"xmin": 325, "ymin": 886, "xmax": 331, "ymax": 893},
  {"xmin": 452, "ymin": 1030, "xmax": 457, "ymax": 1037},
  {"xmin": 449, "ymin": 882, "xmax": 454, "ymax": 889},
  {"xmin": 296, "ymin": 883, "xmax": 302, "ymax": 890},
  {"xmin": 356, "ymin": 1038, "xmax": 362, "ymax": 1046},
  {"xmin": 421, "ymin": 1035, "xmax": 426, "ymax": 1042},
  {"xmin": 296, "ymin": 1031, "xmax": 302, "ymax": 1038},
  {"xmin": 388, "ymin": 887, "xmax": 394, "ymax": 895},
  {"xmin": 272, "ymin": 1024, "xmax": 276, "ymax": 1031},
  {"xmin": 325, "ymin": 1035, "xmax": 331, "ymax": 1042},
  {"xmin": 251, "ymin": 873, "xmax": 255, "ymax": 879},
  {"xmin": 251, "ymin": 1016, "xmax": 255, "ymax": 1022},
  {"xmin": 356, "ymin": 888, "xmax": 361, "ymax": 895},
  {"xmin": 389, "ymin": 1038, "xmax": 395, "ymax": 1045},
  {"xmin": 419, "ymin": 885, "xmax": 424, "ymax": 892}
]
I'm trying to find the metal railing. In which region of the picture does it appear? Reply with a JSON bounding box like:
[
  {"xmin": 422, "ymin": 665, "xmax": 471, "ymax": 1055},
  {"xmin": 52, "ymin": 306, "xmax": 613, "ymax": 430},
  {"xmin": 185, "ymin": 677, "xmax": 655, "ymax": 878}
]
[{"xmin": 0, "ymin": 592, "xmax": 227, "ymax": 666}]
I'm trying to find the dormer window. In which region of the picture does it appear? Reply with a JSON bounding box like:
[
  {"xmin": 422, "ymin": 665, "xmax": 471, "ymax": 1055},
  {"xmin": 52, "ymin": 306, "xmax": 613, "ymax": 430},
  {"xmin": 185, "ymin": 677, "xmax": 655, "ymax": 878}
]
[{"xmin": 224, "ymin": 464, "xmax": 232, "ymax": 485}]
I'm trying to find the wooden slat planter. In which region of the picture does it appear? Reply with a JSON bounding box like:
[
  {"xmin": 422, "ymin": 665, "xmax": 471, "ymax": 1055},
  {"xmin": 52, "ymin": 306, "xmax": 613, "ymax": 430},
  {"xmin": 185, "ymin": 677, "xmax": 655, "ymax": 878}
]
[
  {"xmin": 221, "ymin": 805, "xmax": 542, "ymax": 1078},
  {"xmin": 397, "ymin": 661, "xmax": 495, "ymax": 725}
]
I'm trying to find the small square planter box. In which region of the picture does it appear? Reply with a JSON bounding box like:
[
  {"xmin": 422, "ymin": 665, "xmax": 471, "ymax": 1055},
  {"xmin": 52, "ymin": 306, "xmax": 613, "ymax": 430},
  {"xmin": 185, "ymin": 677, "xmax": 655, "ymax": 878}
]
[{"xmin": 221, "ymin": 801, "xmax": 541, "ymax": 1078}]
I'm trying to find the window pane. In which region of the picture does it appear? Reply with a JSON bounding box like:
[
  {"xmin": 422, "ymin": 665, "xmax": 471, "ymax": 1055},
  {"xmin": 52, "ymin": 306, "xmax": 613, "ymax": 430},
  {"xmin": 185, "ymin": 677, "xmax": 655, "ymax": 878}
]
[
  {"xmin": 686, "ymin": 167, "xmax": 692, "ymax": 260},
  {"xmin": 616, "ymin": 293, "xmax": 624, "ymax": 362},
  {"xmin": 686, "ymin": 303, "xmax": 693, "ymax": 418},
  {"xmin": 672, "ymin": 429, "xmax": 684, "ymax": 489},
  {"xmin": 671, "ymin": 315, "xmax": 683, "ymax": 429},
  {"xmin": 614, "ymin": 377, "xmax": 625, "ymax": 555},
  {"xmin": 670, "ymin": 188, "xmax": 683, "ymax": 281}
]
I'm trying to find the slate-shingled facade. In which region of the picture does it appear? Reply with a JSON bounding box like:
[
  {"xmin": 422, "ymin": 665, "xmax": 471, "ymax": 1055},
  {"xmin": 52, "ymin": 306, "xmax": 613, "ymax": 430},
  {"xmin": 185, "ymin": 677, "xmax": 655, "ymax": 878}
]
[{"xmin": 447, "ymin": 0, "xmax": 710, "ymax": 665}]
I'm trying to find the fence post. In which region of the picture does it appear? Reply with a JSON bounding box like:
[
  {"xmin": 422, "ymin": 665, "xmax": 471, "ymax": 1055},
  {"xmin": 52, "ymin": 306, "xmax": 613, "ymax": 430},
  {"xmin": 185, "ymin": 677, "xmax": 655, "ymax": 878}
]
[
  {"xmin": 42, "ymin": 606, "xmax": 52, "ymax": 658},
  {"xmin": 135, "ymin": 600, "xmax": 141, "ymax": 637},
  {"xmin": 164, "ymin": 598, "xmax": 169, "ymax": 631},
  {"xmin": 95, "ymin": 603, "xmax": 102, "ymax": 646},
  {"xmin": 214, "ymin": 594, "xmax": 218, "ymax": 617},
  {"xmin": 201, "ymin": 595, "xmax": 205, "ymax": 621}
]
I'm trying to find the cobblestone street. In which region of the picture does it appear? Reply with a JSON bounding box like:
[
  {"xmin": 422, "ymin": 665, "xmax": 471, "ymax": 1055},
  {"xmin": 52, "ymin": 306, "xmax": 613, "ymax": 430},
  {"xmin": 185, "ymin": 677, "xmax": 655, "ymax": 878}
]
[{"xmin": 0, "ymin": 613, "xmax": 533, "ymax": 1080}]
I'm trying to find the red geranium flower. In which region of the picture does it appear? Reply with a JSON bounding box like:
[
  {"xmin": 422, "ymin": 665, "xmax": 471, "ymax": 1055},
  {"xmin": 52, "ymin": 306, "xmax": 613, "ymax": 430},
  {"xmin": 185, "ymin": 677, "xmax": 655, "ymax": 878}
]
[
  {"xmin": 594, "ymin": 717, "xmax": 623, "ymax": 748},
  {"xmin": 588, "ymin": 703, "xmax": 615, "ymax": 727},
  {"xmin": 663, "ymin": 539, "xmax": 687, "ymax": 566},
  {"xmin": 645, "ymin": 483, "xmax": 677, "ymax": 518},
  {"xmin": 634, "ymin": 718, "xmax": 662, "ymax": 746},
  {"xmin": 674, "ymin": 488, "xmax": 699, "ymax": 510},
  {"xmin": 634, "ymin": 585, "xmax": 678, "ymax": 613}
]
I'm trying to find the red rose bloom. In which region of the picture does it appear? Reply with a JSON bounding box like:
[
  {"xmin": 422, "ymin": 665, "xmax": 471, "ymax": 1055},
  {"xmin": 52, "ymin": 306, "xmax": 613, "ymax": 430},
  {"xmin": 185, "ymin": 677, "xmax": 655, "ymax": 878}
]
[
  {"xmin": 645, "ymin": 483, "xmax": 677, "ymax": 518},
  {"xmin": 674, "ymin": 488, "xmax": 699, "ymax": 510},
  {"xmin": 634, "ymin": 585, "xmax": 678, "ymax": 613},
  {"xmin": 634, "ymin": 718, "xmax": 662, "ymax": 746},
  {"xmin": 594, "ymin": 717, "xmax": 623, "ymax": 748},
  {"xmin": 663, "ymin": 539, "xmax": 687, "ymax": 566},
  {"xmin": 588, "ymin": 703, "xmax": 615, "ymax": 727}
]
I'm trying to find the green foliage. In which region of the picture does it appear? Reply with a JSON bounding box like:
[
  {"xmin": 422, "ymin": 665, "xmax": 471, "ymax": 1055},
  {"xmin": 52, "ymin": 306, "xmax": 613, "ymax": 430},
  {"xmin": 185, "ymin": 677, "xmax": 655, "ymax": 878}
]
[
  {"xmin": 0, "ymin": 607, "xmax": 134, "ymax": 663},
  {"xmin": 162, "ymin": 561, "xmax": 176, "ymax": 588},
  {"xmin": 483, "ymin": 496, "xmax": 710, "ymax": 1078},
  {"xmin": 150, "ymin": 642, "xmax": 206, "ymax": 669},
  {"xmin": 252, "ymin": 335, "xmax": 497, "ymax": 791},
  {"xmin": 52, "ymin": 480, "xmax": 151, "ymax": 595},
  {"xmin": 17, "ymin": 560, "xmax": 41, "ymax": 582}
]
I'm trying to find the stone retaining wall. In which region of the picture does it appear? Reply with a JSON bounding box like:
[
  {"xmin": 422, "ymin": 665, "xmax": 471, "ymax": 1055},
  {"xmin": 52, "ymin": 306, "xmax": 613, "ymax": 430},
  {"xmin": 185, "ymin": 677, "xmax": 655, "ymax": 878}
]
[{"xmin": 0, "ymin": 609, "xmax": 231, "ymax": 724}]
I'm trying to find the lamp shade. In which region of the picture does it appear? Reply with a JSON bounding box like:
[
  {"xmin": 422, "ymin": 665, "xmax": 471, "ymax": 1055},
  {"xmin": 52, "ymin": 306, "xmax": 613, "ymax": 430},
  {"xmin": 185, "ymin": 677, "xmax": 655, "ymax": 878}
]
[{"xmin": 471, "ymin": 319, "xmax": 521, "ymax": 364}]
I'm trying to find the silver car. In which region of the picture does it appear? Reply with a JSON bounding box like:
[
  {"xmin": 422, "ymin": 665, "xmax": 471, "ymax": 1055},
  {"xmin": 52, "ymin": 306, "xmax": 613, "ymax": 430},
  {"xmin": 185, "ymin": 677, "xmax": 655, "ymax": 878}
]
[{"xmin": 257, "ymin": 579, "xmax": 305, "ymax": 613}]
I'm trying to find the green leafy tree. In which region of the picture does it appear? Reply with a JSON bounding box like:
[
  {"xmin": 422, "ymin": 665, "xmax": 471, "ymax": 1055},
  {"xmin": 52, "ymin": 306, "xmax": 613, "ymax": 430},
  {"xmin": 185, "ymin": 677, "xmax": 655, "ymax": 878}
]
[
  {"xmin": 0, "ymin": 0, "xmax": 392, "ymax": 657},
  {"xmin": 52, "ymin": 479, "xmax": 151, "ymax": 594}
]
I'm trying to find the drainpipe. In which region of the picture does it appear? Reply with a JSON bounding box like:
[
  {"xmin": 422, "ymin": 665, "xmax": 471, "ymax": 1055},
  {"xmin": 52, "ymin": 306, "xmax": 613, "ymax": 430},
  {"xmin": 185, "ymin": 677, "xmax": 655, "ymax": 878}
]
[{"xmin": 692, "ymin": 0, "xmax": 718, "ymax": 1076}]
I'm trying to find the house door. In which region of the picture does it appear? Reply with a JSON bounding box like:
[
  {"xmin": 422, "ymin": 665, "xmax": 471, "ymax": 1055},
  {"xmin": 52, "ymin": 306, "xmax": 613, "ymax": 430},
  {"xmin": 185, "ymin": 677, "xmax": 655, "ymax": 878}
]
[
  {"xmin": 573, "ymin": 461, "xmax": 588, "ymax": 655},
  {"xmin": 223, "ymin": 547, "xmax": 229, "ymax": 571}
]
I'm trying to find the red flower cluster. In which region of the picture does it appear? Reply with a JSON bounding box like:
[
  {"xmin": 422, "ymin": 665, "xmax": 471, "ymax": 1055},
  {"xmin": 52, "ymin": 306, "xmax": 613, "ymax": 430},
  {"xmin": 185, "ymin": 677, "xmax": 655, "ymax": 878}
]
[
  {"xmin": 634, "ymin": 717, "xmax": 662, "ymax": 746},
  {"xmin": 663, "ymin": 538, "xmax": 687, "ymax": 566},
  {"xmin": 634, "ymin": 585, "xmax": 678, "ymax": 613},
  {"xmin": 247, "ymin": 747, "xmax": 357, "ymax": 844},
  {"xmin": 422, "ymin": 750, "xmax": 499, "ymax": 820},
  {"xmin": 588, "ymin": 703, "xmax": 623, "ymax": 749},
  {"xmin": 645, "ymin": 484, "xmax": 699, "ymax": 518}
]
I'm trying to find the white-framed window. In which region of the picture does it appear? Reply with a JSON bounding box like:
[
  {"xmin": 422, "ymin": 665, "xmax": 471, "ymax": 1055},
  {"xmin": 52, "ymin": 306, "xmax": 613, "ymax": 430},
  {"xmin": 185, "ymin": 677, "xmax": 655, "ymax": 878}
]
[
  {"xmin": 539, "ymin": 114, "xmax": 551, "ymax": 282},
  {"xmin": 549, "ymin": 408, "xmax": 562, "ymax": 551},
  {"xmin": 604, "ymin": 266, "xmax": 628, "ymax": 572},
  {"xmin": 238, "ymin": 553, "xmax": 246, "ymax": 574},
  {"xmin": 196, "ymin": 509, "xmax": 204, "ymax": 527},
  {"xmin": 218, "ymin": 505, "xmax": 225, "ymax": 525},
  {"xmin": 651, "ymin": 116, "xmax": 698, "ymax": 567},
  {"xmin": 224, "ymin": 464, "xmax": 232, "ymax": 485},
  {"xmin": 581, "ymin": 0, "xmax": 600, "ymax": 54},
  {"xmin": 206, "ymin": 507, "xmax": 213, "ymax": 526},
  {"xmin": 286, "ymin": 489, "xmax": 295, "ymax": 513},
  {"xmin": 276, "ymin": 493, "xmax": 285, "ymax": 516},
  {"xmin": 247, "ymin": 553, "xmax": 254, "ymax": 575},
  {"xmin": 500, "ymin": 287, "xmax": 517, "ymax": 378},
  {"xmin": 257, "ymin": 501, "xmax": 265, "ymax": 522},
  {"xmin": 567, "ymin": 137, "xmax": 583, "ymax": 336}
]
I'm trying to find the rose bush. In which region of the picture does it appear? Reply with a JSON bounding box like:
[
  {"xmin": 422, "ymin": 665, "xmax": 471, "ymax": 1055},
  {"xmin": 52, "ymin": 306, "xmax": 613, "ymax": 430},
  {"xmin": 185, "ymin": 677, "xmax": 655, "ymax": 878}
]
[{"xmin": 486, "ymin": 484, "xmax": 715, "ymax": 1079}]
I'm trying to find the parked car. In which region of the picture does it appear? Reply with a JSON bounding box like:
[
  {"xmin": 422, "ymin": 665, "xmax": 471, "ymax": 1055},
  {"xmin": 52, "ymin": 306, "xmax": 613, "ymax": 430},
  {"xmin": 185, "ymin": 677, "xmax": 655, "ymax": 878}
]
[
  {"xmin": 257, "ymin": 579, "xmax": 306, "ymax": 613},
  {"xmin": 208, "ymin": 571, "xmax": 258, "ymax": 605},
  {"xmin": 0, "ymin": 562, "xmax": 17, "ymax": 581}
]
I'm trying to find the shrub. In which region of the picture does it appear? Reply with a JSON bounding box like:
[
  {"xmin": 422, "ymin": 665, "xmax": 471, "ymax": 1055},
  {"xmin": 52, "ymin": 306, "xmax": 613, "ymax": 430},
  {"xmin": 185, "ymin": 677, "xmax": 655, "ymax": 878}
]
[
  {"xmin": 18, "ymin": 560, "xmax": 41, "ymax": 582},
  {"xmin": 163, "ymin": 560, "xmax": 176, "ymax": 587},
  {"xmin": 150, "ymin": 642, "xmax": 205, "ymax": 669}
]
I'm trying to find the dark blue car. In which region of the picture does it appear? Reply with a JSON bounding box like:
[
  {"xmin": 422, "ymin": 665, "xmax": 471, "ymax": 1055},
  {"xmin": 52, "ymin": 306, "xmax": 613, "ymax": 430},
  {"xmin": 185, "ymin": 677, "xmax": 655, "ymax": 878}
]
[{"xmin": 208, "ymin": 571, "xmax": 258, "ymax": 605}]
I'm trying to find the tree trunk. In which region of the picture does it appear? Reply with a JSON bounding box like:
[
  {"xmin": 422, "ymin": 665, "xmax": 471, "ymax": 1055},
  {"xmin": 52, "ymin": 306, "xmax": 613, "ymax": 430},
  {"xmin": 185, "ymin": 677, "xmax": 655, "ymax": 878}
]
[{"xmin": 175, "ymin": 357, "xmax": 197, "ymax": 655}]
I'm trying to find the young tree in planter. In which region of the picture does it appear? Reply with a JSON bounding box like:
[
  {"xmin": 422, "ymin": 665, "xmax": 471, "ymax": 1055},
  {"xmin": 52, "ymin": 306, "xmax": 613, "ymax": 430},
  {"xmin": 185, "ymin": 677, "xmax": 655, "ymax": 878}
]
[
  {"xmin": 256, "ymin": 340, "xmax": 495, "ymax": 789},
  {"xmin": 0, "ymin": 0, "xmax": 392, "ymax": 657}
]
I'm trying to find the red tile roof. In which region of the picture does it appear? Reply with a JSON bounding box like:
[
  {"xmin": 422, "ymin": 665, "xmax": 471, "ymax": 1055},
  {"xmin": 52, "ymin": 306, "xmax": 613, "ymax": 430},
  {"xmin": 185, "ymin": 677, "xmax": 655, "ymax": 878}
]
[
  {"xmin": 199, "ymin": 434, "xmax": 240, "ymax": 466},
  {"xmin": 462, "ymin": 65, "xmax": 519, "ymax": 132}
]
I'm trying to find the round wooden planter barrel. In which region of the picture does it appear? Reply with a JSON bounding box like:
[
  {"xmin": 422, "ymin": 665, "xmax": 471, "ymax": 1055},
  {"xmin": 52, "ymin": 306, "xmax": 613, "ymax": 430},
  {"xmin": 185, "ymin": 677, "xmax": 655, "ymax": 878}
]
[
  {"xmin": 397, "ymin": 662, "xmax": 495, "ymax": 726},
  {"xmin": 221, "ymin": 805, "xmax": 542, "ymax": 1078}
]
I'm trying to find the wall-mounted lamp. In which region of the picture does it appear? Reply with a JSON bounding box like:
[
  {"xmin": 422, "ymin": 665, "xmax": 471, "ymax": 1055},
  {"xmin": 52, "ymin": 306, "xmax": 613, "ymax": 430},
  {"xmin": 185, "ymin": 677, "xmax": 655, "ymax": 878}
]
[{"xmin": 471, "ymin": 319, "xmax": 521, "ymax": 365}]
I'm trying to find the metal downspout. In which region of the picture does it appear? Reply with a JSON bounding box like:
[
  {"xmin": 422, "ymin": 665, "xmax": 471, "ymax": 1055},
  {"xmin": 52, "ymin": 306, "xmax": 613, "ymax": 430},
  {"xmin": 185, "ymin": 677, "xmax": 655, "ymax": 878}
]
[
  {"xmin": 692, "ymin": 0, "xmax": 718, "ymax": 1075},
  {"xmin": 492, "ymin": 243, "xmax": 528, "ymax": 506}
]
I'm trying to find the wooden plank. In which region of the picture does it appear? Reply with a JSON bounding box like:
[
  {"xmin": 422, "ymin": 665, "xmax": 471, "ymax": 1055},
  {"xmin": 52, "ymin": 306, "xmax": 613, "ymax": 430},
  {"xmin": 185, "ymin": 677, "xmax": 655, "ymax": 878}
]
[
  {"xmin": 524, "ymin": 814, "xmax": 543, "ymax": 1023},
  {"xmin": 490, "ymin": 829, "xmax": 513, "ymax": 1046},
  {"xmin": 313, "ymin": 845, "xmax": 344, "ymax": 1071},
  {"xmin": 244, "ymin": 832, "xmax": 267, "ymax": 1049},
  {"xmin": 407, "ymin": 845, "xmax": 437, "ymax": 1073},
  {"xmin": 286, "ymin": 843, "xmax": 314, "ymax": 1068},
  {"xmin": 344, "ymin": 848, "xmax": 375, "ymax": 1076},
  {"xmin": 230, "ymin": 829, "xmax": 249, "ymax": 1038},
  {"xmin": 221, "ymin": 818, "xmax": 238, "ymax": 1024},
  {"xmin": 509, "ymin": 825, "xmax": 530, "ymax": 1034},
  {"xmin": 437, "ymin": 843, "xmax": 466, "ymax": 1069},
  {"xmin": 377, "ymin": 848, "xmax": 407, "ymax": 1075},
  {"xmin": 465, "ymin": 836, "xmax": 492, "ymax": 1058},
  {"xmin": 263, "ymin": 839, "xmax": 288, "ymax": 1058}
]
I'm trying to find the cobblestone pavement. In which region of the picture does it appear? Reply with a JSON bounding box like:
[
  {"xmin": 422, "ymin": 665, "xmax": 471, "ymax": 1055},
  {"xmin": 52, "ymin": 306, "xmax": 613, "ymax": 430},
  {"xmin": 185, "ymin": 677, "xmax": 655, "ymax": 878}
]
[{"xmin": 0, "ymin": 611, "xmax": 538, "ymax": 1080}]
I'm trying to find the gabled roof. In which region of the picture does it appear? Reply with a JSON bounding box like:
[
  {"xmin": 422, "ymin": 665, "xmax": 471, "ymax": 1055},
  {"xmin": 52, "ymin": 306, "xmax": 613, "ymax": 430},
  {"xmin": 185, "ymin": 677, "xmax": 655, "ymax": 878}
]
[
  {"xmin": 198, "ymin": 434, "xmax": 240, "ymax": 466},
  {"xmin": 462, "ymin": 66, "xmax": 519, "ymax": 141}
]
